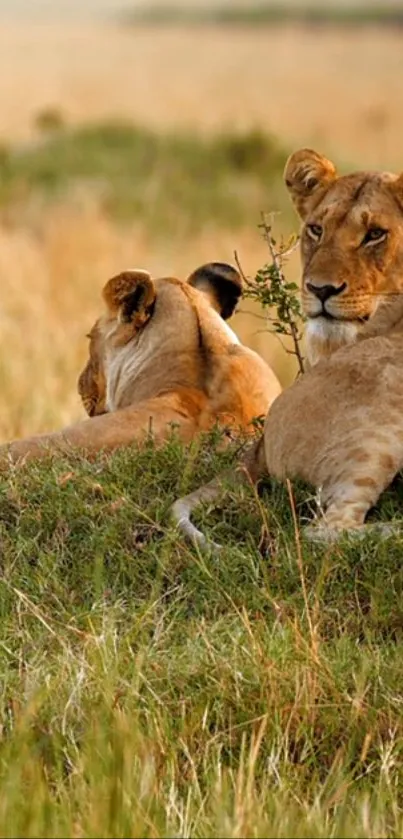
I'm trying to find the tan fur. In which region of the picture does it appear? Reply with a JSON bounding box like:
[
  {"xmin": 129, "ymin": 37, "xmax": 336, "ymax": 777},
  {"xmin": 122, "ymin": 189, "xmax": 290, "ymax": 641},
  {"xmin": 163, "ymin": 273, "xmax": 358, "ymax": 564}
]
[
  {"xmin": 172, "ymin": 152, "xmax": 403, "ymax": 544},
  {"xmin": 0, "ymin": 263, "xmax": 281, "ymax": 466}
]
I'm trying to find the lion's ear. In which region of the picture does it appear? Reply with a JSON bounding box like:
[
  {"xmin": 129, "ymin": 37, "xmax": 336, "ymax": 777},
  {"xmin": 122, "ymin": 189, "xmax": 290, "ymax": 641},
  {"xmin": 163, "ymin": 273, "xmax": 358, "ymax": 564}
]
[
  {"xmin": 284, "ymin": 148, "xmax": 337, "ymax": 219},
  {"xmin": 390, "ymin": 172, "xmax": 403, "ymax": 210},
  {"xmin": 187, "ymin": 262, "xmax": 242, "ymax": 320},
  {"xmin": 102, "ymin": 270, "xmax": 156, "ymax": 327}
]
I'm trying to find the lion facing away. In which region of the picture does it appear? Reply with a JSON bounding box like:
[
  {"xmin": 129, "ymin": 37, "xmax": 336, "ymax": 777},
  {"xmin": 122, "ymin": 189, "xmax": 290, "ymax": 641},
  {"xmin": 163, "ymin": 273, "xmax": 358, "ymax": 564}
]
[
  {"xmin": 0, "ymin": 262, "xmax": 281, "ymax": 466},
  {"xmin": 172, "ymin": 149, "xmax": 403, "ymax": 544}
]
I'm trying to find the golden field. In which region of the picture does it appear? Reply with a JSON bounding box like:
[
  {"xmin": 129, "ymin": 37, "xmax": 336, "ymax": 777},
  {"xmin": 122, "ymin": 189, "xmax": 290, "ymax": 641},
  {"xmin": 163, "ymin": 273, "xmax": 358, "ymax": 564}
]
[
  {"xmin": 2, "ymin": 22, "xmax": 403, "ymax": 162},
  {"xmin": 1, "ymin": 18, "xmax": 403, "ymax": 441}
]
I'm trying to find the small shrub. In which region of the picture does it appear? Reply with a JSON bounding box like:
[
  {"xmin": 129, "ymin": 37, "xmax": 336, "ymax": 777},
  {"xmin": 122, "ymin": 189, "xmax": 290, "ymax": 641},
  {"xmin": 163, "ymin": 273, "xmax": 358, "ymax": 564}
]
[{"xmin": 34, "ymin": 106, "xmax": 66, "ymax": 135}]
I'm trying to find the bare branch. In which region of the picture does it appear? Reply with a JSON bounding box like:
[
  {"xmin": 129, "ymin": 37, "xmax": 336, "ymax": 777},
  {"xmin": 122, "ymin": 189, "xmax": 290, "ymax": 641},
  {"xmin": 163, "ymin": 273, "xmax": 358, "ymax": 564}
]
[{"xmin": 234, "ymin": 249, "xmax": 249, "ymax": 286}]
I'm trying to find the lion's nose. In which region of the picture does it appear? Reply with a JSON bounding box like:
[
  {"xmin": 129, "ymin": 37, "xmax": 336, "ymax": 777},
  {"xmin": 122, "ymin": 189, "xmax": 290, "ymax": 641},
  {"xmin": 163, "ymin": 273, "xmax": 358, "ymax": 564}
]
[{"xmin": 306, "ymin": 281, "xmax": 347, "ymax": 303}]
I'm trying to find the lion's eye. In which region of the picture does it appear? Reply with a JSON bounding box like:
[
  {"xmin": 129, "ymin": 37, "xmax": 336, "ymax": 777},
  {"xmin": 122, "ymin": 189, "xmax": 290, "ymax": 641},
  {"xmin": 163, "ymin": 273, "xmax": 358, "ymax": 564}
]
[
  {"xmin": 306, "ymin": 223, "xmax": 323, "ymax": 241},
  {"xmin": 362, "ymin": 227, "xmax": 387, "ymax": 245}
]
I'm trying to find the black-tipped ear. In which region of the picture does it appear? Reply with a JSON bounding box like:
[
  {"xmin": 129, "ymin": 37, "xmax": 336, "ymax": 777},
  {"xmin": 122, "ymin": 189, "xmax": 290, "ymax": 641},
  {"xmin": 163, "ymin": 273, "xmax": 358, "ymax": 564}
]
[
  {"xmin": 284, "ymin": 148, "xmax": 337, "ymax": 219},
  {"xmin": 187, "ymin": 262, "xmax": 242, "ymax": 320},
  {"xmin": 102, "ymin": 270, "xmax": 156, "ymax": 327}
]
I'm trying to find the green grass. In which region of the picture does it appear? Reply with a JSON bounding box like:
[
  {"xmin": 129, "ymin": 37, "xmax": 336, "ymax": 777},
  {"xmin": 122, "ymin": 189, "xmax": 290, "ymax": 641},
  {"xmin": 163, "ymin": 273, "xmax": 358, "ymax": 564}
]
[
  {"xmin": 1, "ymin": 428, "xmax": 403, "ymax": 836},
  {"xmin": 123, "ymin": 3, "xmax": 403, "ymax": 28},
  {"xmin": 0, "ymin": 121, "xmax": 288, "ymax": 233}
]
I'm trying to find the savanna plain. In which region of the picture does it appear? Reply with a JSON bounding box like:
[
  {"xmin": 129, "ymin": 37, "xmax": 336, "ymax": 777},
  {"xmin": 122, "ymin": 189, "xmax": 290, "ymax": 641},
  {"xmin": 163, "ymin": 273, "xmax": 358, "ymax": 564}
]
[{"xmin": 1, "ymin": 6, "xmax": 403, "ymax": 837}]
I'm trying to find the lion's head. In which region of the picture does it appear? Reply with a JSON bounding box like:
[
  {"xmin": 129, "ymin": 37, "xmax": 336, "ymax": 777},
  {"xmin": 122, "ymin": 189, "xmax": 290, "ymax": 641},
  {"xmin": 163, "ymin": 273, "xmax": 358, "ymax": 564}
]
[
  {"xmin": 78, "ymin": 262, "xmax": 244, "ymax": 417},
  {"xmin": 284, "ymin": 148, "xmax": 403, "ymax": 366}
]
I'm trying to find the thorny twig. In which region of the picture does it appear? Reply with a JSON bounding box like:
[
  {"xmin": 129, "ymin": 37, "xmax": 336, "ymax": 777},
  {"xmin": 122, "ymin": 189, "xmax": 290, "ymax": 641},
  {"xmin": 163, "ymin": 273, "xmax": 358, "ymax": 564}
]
[{"xmin": 236, "ymin": 213, "xmax": 305, "ymax": 375}]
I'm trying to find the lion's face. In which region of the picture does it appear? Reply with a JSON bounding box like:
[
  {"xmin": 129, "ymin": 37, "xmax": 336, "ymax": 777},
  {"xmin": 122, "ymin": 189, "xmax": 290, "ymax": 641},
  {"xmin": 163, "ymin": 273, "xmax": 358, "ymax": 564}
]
[
  {"xmin": 77, "ymin": 322, "xmax": 107, "ymax": 418},
  {"xmin": 284, "ymin": 149, "xmax": 403, "ymax": 365},
  {"xmin": 78, "ymin": 263, "xmax": 243, "ymax": 417}
]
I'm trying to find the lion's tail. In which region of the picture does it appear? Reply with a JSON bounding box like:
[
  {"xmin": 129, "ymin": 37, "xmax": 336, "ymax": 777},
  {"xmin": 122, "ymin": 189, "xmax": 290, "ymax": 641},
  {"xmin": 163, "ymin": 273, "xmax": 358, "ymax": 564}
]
[{"xmin": 171, "ymin": 436, "xmax": 267, "ymax": 549}]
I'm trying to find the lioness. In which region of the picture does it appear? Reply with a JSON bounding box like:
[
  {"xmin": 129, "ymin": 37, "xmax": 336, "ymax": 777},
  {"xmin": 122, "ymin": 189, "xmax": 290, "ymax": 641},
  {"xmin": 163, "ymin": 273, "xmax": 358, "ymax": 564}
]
[
  {"xmin": 0, "ymin": 262, "xmax": 281, "ymax": 466},
  {"xmin": 172, "ymin": 149, "xmax": 403, "ymax": 544}
]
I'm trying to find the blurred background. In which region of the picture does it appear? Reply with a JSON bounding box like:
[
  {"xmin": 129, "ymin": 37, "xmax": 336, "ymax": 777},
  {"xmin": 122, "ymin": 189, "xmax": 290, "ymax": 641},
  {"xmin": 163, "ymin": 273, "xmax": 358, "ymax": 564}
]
[{"xmin": 0, "ymin": 0, "xmax": 403, "ymax": 439}]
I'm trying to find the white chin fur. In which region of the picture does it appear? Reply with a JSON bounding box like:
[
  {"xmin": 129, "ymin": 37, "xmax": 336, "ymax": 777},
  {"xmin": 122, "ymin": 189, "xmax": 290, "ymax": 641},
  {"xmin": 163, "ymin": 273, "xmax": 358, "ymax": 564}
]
[{"xmin": 305, "ymin": 318, "xmax": 360, "ymax": 367}]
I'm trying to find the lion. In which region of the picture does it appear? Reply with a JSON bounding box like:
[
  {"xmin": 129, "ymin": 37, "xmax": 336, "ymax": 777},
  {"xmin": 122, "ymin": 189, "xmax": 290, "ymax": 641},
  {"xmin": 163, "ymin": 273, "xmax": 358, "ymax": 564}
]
[
  {"xmin": 0, "ymin": 262, "xmax": 281, "ymax": 466},
  {"xmin": 172, "ymin": 149, "xmax": 403, "ymax": 545}
]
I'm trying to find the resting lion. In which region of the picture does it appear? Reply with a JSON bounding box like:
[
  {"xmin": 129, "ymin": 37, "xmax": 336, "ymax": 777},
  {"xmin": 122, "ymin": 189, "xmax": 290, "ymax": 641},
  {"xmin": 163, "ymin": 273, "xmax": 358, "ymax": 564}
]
[
  {"xmin": 0, "ymin": 262, "xmax": 281, "ymax": 466},
  {"xmin": 172, "ymin": 149, "xmax": 403, "ymax": 544}
]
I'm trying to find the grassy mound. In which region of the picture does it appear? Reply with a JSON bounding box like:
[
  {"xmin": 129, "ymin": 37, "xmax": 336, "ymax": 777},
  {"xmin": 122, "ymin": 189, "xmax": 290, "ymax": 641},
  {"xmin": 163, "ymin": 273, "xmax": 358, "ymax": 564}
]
[
  {"xmin": 0, "ymin": 429, "xmax": 403, "ymax": 836},
  {"xmin": 124, "ymin": 3, "xmax": 403, "ymax": 29},
  {"xmin": 0, "ymin": 122, "xmax": 287, "ymax": 232}
]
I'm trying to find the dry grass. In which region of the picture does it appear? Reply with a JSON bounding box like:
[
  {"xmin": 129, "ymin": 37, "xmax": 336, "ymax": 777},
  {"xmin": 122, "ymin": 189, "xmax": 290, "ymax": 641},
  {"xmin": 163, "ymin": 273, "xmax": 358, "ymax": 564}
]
[
  {"xmin": 1, "ymin": 23, "xmax": 403, "ymax": 169},
  {"xmin": 1, "ymin": 431, "xmax": 403, "ymax": 837}
]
